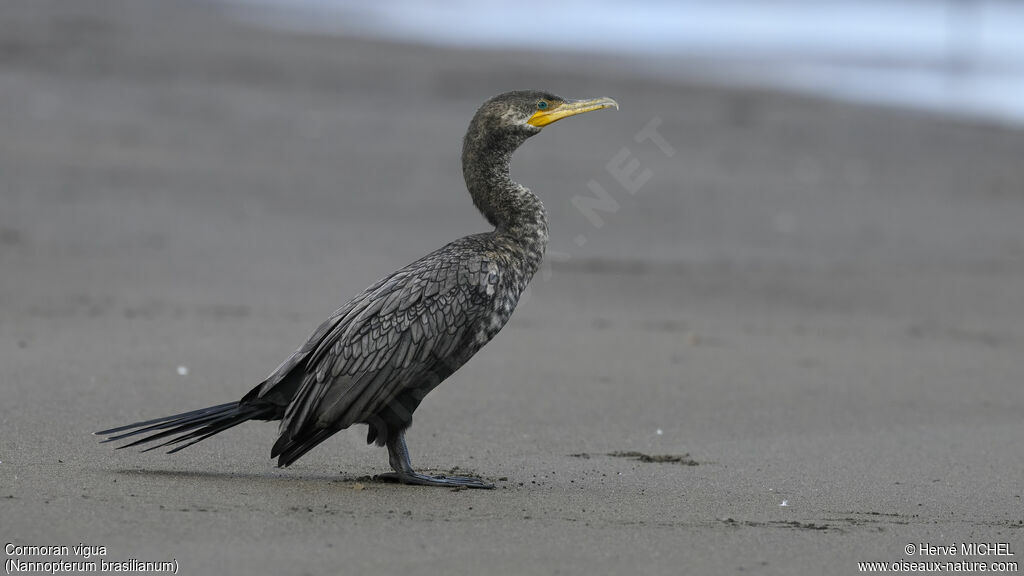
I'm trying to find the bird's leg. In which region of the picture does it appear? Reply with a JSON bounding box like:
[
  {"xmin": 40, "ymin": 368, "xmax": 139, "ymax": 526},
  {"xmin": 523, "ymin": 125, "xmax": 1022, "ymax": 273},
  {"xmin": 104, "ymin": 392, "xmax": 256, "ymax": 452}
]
[{"xmin": 376, "ymin": 430, "xmax": 493, "ymax": 489}]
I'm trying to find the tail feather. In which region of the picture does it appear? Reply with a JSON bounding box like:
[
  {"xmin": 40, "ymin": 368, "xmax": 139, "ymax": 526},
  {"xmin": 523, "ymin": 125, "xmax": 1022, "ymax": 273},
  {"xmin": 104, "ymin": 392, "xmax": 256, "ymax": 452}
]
[
  {"xmin": 102, "ymin": 408, "xmax": 236, "ymax": 446},
  {"xmin": 163, "ymin": 419, "xmax": 245, "ymax": 454},
  {"xmin": 96, "ymin": 401, "xmax": 275, "ymax": 454},
  {"xmin": 271, "ymin": 428, "xmax": 337, "ymax": 468},
  {"xmin": 143, "ymin": 406, "xmax": 265, "ymax": 453},
  {"xmin": 96, "ymin": 402, "xmax": 238, "ymax": 436}
]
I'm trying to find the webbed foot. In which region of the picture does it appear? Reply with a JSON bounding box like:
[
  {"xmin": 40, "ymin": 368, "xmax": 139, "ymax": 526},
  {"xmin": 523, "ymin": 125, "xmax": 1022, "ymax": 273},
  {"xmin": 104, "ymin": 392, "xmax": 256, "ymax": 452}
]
[{"xmin": 376, "ymin": 471, "xmax": 494, "ymax": 489}]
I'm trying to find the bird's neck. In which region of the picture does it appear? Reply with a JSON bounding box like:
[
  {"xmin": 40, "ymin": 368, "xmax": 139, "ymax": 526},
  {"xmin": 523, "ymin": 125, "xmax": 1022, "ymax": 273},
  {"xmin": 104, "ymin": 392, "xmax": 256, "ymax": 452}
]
[{"xmin": 462, "ymin": 133, "xmax": 549, "ymax": 273}]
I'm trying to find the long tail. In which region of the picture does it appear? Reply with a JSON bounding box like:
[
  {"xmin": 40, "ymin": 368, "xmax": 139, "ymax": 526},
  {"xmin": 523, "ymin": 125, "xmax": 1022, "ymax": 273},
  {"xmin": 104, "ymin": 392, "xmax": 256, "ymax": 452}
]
[{"xmin": 95, "ymin": 401, "xmax": 277, "ymax": 454}]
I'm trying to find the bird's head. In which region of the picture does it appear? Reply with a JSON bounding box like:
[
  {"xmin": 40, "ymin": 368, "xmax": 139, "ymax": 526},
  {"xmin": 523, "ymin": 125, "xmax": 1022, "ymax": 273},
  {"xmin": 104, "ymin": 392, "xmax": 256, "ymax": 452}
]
[
  {"xmin": 469, "ymin": 90, "xmax": 619, "ymax": 141},
  {"xmin": 461, "ymin": 90, "xmax": 619, "ymax": 230}
]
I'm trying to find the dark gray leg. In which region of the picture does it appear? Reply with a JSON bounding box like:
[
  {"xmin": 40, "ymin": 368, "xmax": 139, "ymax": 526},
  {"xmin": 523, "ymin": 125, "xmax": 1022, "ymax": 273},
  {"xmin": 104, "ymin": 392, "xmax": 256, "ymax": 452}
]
[{"xmin": 376, "ymin": 430, "xmax": 493, "ymax": 489}]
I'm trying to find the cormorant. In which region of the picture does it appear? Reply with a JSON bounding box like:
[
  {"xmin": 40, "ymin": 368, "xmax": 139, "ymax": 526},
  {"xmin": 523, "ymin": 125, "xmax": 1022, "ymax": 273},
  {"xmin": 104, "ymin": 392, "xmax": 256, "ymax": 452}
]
[{"xmin": 96, "ymin": 90, "xmax": 618, "ymax": 489}]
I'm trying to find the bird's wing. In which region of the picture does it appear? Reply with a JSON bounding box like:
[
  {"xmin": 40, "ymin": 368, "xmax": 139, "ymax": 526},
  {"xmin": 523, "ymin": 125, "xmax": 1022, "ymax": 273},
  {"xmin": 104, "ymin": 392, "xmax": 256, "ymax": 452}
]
[
  {"xmin": 277, "ymin": 247, "xmax": 501, "ymax": 444},
  {"xmin": 241, "ymin": 275, "xmax": 390, "ymax": 407}
]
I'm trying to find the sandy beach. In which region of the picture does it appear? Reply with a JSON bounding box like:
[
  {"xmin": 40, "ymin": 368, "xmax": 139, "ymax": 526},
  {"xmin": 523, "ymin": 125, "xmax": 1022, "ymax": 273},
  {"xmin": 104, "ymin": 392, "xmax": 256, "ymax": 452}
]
[{"xmin": 1, "ymin": 1, "xmax": 1023, "ymax": 574}]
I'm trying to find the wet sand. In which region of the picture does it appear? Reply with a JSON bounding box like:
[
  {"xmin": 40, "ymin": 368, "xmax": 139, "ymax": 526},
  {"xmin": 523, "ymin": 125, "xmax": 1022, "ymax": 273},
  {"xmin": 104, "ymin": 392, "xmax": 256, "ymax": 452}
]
[{"xmin": 1, "ymin": 1, "xmax": 1023, "ymax": 574}]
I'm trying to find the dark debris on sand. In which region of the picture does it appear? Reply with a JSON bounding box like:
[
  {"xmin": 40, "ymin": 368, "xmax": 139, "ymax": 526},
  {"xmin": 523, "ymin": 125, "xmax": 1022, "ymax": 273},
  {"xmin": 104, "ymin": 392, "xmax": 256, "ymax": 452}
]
[{"xmin": 570, "ymin": 452, "xmax": 699, "ymax": 465}]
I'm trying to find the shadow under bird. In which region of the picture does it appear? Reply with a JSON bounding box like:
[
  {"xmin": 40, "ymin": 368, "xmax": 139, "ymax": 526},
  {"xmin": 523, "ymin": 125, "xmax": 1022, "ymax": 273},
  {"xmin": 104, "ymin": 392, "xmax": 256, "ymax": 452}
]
[{"xmin": 96, "ymin": 90, "xmax": 618, "ymax": 489}]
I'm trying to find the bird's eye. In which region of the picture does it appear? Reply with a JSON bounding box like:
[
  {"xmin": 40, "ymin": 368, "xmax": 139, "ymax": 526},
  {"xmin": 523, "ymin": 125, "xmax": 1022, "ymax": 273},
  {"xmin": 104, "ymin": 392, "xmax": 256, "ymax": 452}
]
[{"xmin": 536, "ymin": 100, "xmax": 549, "ymax": 110}]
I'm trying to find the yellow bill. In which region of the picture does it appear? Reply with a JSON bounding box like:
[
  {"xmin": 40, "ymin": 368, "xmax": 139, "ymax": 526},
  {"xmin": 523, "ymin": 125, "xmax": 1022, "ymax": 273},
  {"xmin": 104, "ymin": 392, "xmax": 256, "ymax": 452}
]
[{"xmin": 527, "ymin": 97, "xmax": 619, "ymax": 127}]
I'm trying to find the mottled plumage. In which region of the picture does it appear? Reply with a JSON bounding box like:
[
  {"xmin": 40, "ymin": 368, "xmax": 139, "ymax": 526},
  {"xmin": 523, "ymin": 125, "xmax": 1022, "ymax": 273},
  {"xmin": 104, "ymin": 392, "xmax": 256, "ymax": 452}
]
[
  {"xmin": 97, "ymin": 90, "xmax": 617, "ymax": 488},
  {"xmin": 262, "ymin": 233, "xmax": 536, "ymax": 466}
]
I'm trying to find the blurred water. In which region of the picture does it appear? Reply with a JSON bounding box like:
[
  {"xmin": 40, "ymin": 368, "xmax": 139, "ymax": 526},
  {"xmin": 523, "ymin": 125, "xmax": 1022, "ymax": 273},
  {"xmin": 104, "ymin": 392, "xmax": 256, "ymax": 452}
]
[{"xmin": 222, "ymin": 0, "xmax": 1024, "ymax": 124}]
